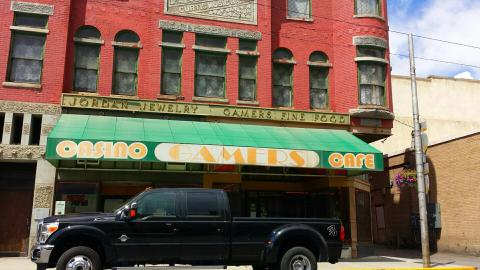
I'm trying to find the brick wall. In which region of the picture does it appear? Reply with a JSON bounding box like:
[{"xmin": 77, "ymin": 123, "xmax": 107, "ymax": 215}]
[
  {"xmin": 0, "ymin": 0, "xmax": 392, "ymax": 116},
  {"xmin": 370, "ymin": 133, "xmax": 480, "ymax": 255}
]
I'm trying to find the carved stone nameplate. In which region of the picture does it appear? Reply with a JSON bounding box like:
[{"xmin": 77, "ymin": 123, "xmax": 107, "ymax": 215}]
[{"xmin": 164, "ymin": 0, "xmax": 257, "ymax": 25}]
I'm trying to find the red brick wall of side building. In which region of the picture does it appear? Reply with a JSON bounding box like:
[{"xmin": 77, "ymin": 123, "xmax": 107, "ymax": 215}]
[
  {"xmin": 370, "ymin": 133, "xmax": 480, "ymax": 255},
  {"xmin": 0, "ymin": 0, "xmax": 391, "ymax": 115}
]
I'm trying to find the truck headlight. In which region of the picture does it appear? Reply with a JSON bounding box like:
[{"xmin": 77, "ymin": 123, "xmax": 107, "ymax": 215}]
[{"xmin": 38, "ymin": 222, "xmax": 59, "ymax": 244}]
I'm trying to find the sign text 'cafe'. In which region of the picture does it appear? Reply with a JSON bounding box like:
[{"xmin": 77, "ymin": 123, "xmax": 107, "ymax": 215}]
[{"xmin": 55, "ymin": 140, "xmax": 377, "ymax": 170}]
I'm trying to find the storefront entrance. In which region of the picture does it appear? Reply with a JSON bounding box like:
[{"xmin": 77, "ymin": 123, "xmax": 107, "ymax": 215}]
[{"xmin": 0, "ymin": 162, "xmax": 35, "ymax": 256}]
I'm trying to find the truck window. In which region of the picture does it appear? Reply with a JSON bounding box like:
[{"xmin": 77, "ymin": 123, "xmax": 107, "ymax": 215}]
[
  {"xmin": 136, "ymin": 192, "xmax": 176, "ymax": 218},
  {"xmin": 186, "ymin": 192, "xmax": 220, "ymax": 217}
]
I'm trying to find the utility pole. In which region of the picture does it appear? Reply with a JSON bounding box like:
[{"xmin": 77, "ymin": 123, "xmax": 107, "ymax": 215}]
[{"xmin": 408, "ymin": 33, "xmax": 431, "ymax": 268}]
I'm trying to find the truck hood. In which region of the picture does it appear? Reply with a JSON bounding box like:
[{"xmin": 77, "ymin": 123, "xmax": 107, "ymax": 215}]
[{"xmin": 43, "ymin": 212, "xmax": 116, "ymax": 223}]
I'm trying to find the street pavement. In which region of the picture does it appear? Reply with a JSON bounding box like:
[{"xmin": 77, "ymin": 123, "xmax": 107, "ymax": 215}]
[{"xmin": 0, "ymin": 248, "xmax": 478, "ymax": 270}]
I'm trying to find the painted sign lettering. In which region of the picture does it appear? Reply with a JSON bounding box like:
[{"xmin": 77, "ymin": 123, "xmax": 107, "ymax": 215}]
[
  {"xmin": 56, "ymin": 140, "xmax": 148, "ymax": 160},
  {"xmin": 328, "ymin": 153, "xmax": 375, "ymax": 169}
]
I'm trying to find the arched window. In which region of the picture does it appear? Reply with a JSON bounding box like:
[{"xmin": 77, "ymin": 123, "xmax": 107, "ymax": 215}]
[
  {"xmin": 356, "ymin": 46, "xmax": 386, "ymax": 106},
  {"xmin": 73, "ymin": 26, "xmax": 102, "ymax": 92},
  {"xmin": 308, "ymin": 51, "xmax": 331, "ymax": 109},
  {"xmin": 272, "ymin": 48, "xmax": 294, "ymax": 107},
  {"xmin": 112, "ymin": 30, "xmax": 141, "ymax": 96}
]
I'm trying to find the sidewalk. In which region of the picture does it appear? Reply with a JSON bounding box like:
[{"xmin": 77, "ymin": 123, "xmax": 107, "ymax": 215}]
[{"xmin": 0, "ymin": 248, "xmax": 478, "ymax": 270}]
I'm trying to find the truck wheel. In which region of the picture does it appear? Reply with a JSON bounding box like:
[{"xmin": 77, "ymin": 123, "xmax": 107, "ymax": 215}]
[
  {"xmin": 252, "ymin": 264, "xmax": 266, "ymax": 270},
  {"xmin": 280, "ymin": 247, "xmax": 317, "ymax": 270},
  {"xmin": 56, "ymin": 246, "xmax": 102, "ymax": 270}
]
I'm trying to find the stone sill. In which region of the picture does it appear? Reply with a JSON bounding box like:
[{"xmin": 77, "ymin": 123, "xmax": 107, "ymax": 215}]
[
  {"xmin": 157, "ymin": 94, "xmax": 184, "ymax": 101},
  {"xmin": 10, "ymin": 26, "xmax": 49, "ymax": 34},
  {"xmin": 192, "ymin": 96, "xmax": 229, "ymax": 104},
  {"xmin": 355, "ymin": 57, "xmax": 389, "ymax": 64},
  {"xmin": 74, "ymin": 37, "xmax": 104, "ymax": 45},
  {"xmin": 2, "ymin": 81, "xmax": 41, "ymax": 90},
  {"xmin": 159, "ymin": 42, "xmax": 185, "ymax": 49},
  {"xmin": 286, "ymin": 16, "xmax": 314, "ymax": 22},
  {"xmin": 353, "ymin": 15, "xmax": 385, "ymax": 22},
  {"xmin": 236, "ymin": 50, "xmax": 260, "ymax": 56},
  {"xmin": 112, "ymin": 41, "xmax": 143, "ymax": 49},
  {"xmin": 349, "ymin": 107, "xmax": 394, "ymax": 120},
  {"xmin": 192, "ymin": 45, "xmax": 231, "ymax": 54},
  {"xmin": 236, "ymin": 100, "xmax": 259, "ymax": 106},
  {"xmin": 307, "ymin": 61, "xmax": 332, "ymax": 67}
]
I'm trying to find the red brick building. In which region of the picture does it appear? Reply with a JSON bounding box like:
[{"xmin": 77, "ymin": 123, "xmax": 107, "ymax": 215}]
[{"xmin": 0, "ymin": 0, "xmax": 392, "ymax": 257}]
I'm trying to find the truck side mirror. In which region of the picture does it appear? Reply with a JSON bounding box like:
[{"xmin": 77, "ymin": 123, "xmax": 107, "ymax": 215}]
[{"xmin": 122, "ymin": 202, "xmax": 138, "ymax": 221}]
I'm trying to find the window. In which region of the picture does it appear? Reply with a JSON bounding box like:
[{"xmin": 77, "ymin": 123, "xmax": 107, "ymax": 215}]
[
  {"xmin": 186, "ymin": 192, "xmax": 219, "ymax": 217},
  {"xmin": 112, "ymin": 30, "xmax": 140, "ymax": 96},
  {"xmin": 288, "ymin": 0, "xmax": 311, "ymax": 19},
  {"xmin": 309, "ymin": 52, "xmax": 329, "ymax": 109},
  {"xmin": 355, "ymin": 0, "xmax": 381, "ymax": 16},
  {"xmin": 7, "ymin": 13, "xmax": 48, "ymax": 84},
  {"xmin": 137, "ymin": 192, "xmax": 176, "ymax": 218},
  {"xmin": 161, "ymin": 31, "xmax": 183, "ymax": 95},
  {"xmin": 194, "ymin": 35, "xmax": 227, "ymax": 98},
  {"xmin": 272, "ymin": 48, "xmax": 294, "ymax": 107},
  {"xmin": 356, "ymin": 46, "xmax": 386, "ymax": 106},
  {"xmin": 73, "ymin": 26, "xmax": 102, "ymax": 92},
  {"xmin": 238, "ymin": 39, "xmax": 258, "ymax": 101}
]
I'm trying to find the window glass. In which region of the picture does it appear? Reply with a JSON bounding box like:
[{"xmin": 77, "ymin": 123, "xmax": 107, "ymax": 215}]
[
  {"xmin": 358, "ymin": 62, "xmax": 385, "ymax": 106},
  {"xmin": 288, "ymin": 0, "xmax": 310, "ymax": 18},
  {"xmin": 14, "ymin": 13, "xmax": 48, "ymax": 28},
  {"xmin": 76, "ymin": 26, "xmax": 101, "ymax": 39},
  {"xmin": 356, "ymin": 0, "xmax": 380, "ymax": 16},
  {"xmin": 195, "ymin": 53, "xmax": 226, "ymax": 98},
  {"xmin": 273, "ymin": 49, "xmax": 293, "ymax": 60},
  {"xmin": 310, "ymin": 67, "xmax": 328, "ymax": 109},
  {"xmin": 309, "ymin": 52, "xmax": 328, "ymax": 63},
  {"xmin": 113, "ymin": 48, "xmax": 138, "ymax": 95},
  {"xmin": 239, "ymin": 39, "xmax": 257, "ymax": 51},
  {"xmin": 163, "ymin": 31, "xmax": 183, "ymax": 44},
  {"xmin": 137, "ymin": 192, "xmax": 176, "ymax": 217},
  {"xmin": 9, "ymin": 33, "xmax": 45, "ymax": 83},
  {"xmin": 196, "ymin": 35, "xmax": 227, "ymax": 48},
  {"xmin": 357, "ymin": 47, "xmax": 385, "ymax": 58},
  {"xmin": 161, "ymin": 48, "xmax": 182, "ymax": 95},
  {"xmin": 186, "ymin": 192, "xmax": 219, "ymax": 216},
  {"xmin": 239, "ymin": 56, "xmax": 257, "ymax": 101},
  {"xmin": 115, "ymin": 30, "xmax": 140, "ymax": 43},
  {"xmin": 272, "ymin": 57, "xmax": 293, "ymax": 107}
]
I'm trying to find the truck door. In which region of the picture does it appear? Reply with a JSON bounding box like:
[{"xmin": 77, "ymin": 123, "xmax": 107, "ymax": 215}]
[
  {"xmin": 177, "ymin": 191, "xmax": 229, "ymax": 263},
  {"xmin": 114, "ymin": 191, "xmax": 181, "ymax": 263}
]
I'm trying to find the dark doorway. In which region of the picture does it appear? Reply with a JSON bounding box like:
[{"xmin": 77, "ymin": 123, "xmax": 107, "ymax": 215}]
[{"xmin": 0, "ymin": 162, "xmax": 36, "ymax": 256}]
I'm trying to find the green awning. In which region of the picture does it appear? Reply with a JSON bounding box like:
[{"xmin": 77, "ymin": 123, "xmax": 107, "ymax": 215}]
[{"xmin": 46, "ymin": 114, "xmax": 384, "ymax": 171}]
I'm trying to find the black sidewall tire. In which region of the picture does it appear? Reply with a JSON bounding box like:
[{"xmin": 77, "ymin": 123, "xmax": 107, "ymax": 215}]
[
  {"xmin": 280, "ymin": 247, "xmax": 317, "ymax": 270},
  {"xmin": 56, "ymin": 246, "xmax": 102, "ymax": 270}
]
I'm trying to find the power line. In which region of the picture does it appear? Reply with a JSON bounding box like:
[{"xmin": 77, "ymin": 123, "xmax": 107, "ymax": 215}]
[
  {"xmin": 389, "ymin": 30, "xmax": 480, "ymax": 50},
  {"xmin": 390, "ymin": 53, "xmax": 480, "ymax": 69}
]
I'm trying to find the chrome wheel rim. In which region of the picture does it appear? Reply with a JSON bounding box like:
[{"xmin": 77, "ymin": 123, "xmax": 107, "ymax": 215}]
[
  {"xmin": 290, "ymin": 255, "xmax": 311, "ymax": 270},
  {"xmin": 66, "ymin": 255, "xmax": 92, "ymax": 270}
]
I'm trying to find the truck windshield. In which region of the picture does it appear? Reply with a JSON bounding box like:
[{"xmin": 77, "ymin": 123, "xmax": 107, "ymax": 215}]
[{"xmin": 113, "ymin": 191, "xmax": 146, "ymax": 213}]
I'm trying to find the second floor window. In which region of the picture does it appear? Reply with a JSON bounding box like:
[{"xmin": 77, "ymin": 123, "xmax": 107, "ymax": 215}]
[
  {"xmin": 288, "ymin": 0, "xmax": 311, "ymax": 19},
  {"xmin": 73, "ymin": 26, "xmax": 102, "ymax": 92},
  {"xmin": 194, "ymin": 35, "xmax": 227, "ymax": 98},
  {"xmin": 238, "ymin": 39, "xmax": 258, "ymax": 101},
  {"xmin": 309, "ymin": 52, "xmax": 330, "ymax": 109},
  {"xmin": 355, "ymin": 0, "xmax": 381, "ymax": 16},
  {"xmin": 272, "ymin": 48, "xmax": 294, "ymax": 107},
  {"xmin": 112, "ymin": 30, "xmax": 141, "ymax": 96},
  {"xmin": 357, "ymin": 46, "xmax": 386, "ymax": 106},
  {"xmin": 7, "ymin": 13, "xmax": 48, "ymax": 84},
  {"xmin": 161, "ymin": 31, "xmax": 183, "ymax": 96}
]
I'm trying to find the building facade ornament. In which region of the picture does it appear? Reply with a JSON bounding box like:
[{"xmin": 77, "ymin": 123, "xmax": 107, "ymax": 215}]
[
  {"xmin": 159, "ymin": 20, "xmax": 261, "ymax": 40},
  {"xmin": 11, "ymin": 1, "xmax": 54, "ymax": 16},
  {"xmin": 353, "ymin": 36, "xmax": 388, "ymax": 48},
  {"xmin": 0, "ymin": 145, "xmax": 45, "ymax": 160},
  {"xmin": 0, "ymin": 100, "xmax": 61, "ymax": 115},
  {"xmin": 164, "ymin": 0, "xmax": 257, "ymax": 25},
  {"xmin": 33, "ymin": 185, "xmax": 54, "ymax": 208}
]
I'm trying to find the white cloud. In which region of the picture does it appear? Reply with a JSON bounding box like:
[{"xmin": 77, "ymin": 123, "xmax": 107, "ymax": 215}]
[
  {"xmin": 389, "ymin": 0, "xmax": 480, "ymax": 79},
  {"xmin": 454, "ymin": 71, "xmax": 474, "ymax": 79}
]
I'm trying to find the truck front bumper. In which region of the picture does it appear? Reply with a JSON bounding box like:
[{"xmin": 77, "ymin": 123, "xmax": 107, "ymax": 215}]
[{"xmin": 31, "ymin": 244, "xmax": 54, "ymax": 264}]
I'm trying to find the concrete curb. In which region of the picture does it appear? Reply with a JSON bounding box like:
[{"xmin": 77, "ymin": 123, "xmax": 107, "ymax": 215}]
[{"xmin": 341, "ymin": 267, "xmax": 477, "ymax": 270}]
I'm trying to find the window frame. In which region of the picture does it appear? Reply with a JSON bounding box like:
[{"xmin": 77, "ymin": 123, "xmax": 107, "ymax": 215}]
[
  {"xmin": 357, "ymin": 61, "xmax": 386, "ymax": 106},
  {"xmin": 6, "ymin": 13, "xmax": 49, "ymax": 87},
  {"xmin": 111, "ymin": 30, "xmax": 141, "ymax": 96},
  {"xmin": 160, "ymin": 31, "xmax": 184, "ymax": 97},
  {"xmin": 194, "ymin": 51, "xmax": 227, "ymax": 99},
  {"xmin": 309, "ymin": 66, "xmax": 329, "ymax": 110},
  {"xmin": 135, "ymin": 191, "xmax": 179, "ymax": 219},
  {"xmin": 286, "ymin": 0, "xmax": 313, "ymax": 21},
  {"xmin": 272, "ymin": 49, "xmax": 295, "ymax": 108},
  {"xmin": 72, "ymin": 27, "xmax": 103, "ymax": 93},
  {"xmin": 354, "ymin": 0, "xmax": 382, "ymax": 18}
]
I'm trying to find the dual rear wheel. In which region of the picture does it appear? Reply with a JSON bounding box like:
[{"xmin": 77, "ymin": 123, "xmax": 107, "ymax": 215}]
[{"xmin": 253, "ymin": 247, "xmax": 317, "ymax": 270}]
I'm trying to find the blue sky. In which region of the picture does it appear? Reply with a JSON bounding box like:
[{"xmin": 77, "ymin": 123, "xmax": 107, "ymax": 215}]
[{"xmin": 387, "ymin": 0, "xmax": 480, "ymax": 79}]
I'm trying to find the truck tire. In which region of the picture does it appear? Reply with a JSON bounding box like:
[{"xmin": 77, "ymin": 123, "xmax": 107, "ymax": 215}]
[
  {"xmin": 279, "ymin": 247, "xmax": 317, "ymax": 270},
  {"xmin": 56, "ymin": 246, "xmax": 102, "ymax": 270}
]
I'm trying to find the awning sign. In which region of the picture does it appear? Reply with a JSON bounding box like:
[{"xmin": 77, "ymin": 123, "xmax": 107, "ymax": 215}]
[{"xmin": 51, "ymin": 140, "xmax": 381, "ymax": 170}]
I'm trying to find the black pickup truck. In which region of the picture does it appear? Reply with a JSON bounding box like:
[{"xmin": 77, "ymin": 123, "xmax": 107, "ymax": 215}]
[{"xmin": 31, "ymin": 188, "xmax": 343, "ymax": 270}]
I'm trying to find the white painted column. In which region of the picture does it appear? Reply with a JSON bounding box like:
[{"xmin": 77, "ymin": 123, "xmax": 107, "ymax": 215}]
[
  {"xmin": 1, "ymin": 112, "xmax": 13, "ymax": 144},
  {"xmin": 21, "ymin": 113, "xmax": 32, "ymax": 145}
]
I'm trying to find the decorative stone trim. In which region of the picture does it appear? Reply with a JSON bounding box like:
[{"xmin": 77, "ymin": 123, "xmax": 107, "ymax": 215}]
[
  {"xmin": 159, "ymin": 42, "xmax": 185, "ymax": 49},
  {"xmin": 3, "ymin": 81, "xmax": 42, "ymax": 89},
  {"xmin": 159, "ymin": 20, "xmax": 262, "ymax": 40},
  {"xmin": 192, "ymin": 45, "xmax": 231, "ymax": 53},
  {"xmin": 10, "ymin": 26, "xmax": 49, "ymax": 33},
  {"xmin": 0, "ymin": 145, "xmax": 45, "ymax": 160},
  {"xmin": 4, "ymin": 123, "xmax": 11, "ymax": 134},
  {"xmin": 33, "ymin": 185, "xmax": 54, "ymax": 208},
  {"xmin": 354, "ymin": 57, "xmax": 389, "ymax": 64},
  {"xmin": 0, "ymin": 100, "xmax": 61, "ymax": 114},
  {"xmin": 23, "ymin": 123, "xmax": 30, "ymax": 135},
  {"xmin": 307, "ymin": 61, "xmax": 333, "ymax": 67},
  {"xmin": 11, "ymin": 1, "xmax": 54, "ymax": 16},
  {"xmin": 73, "ymin": 37, "xmax": 104, "ymax": 45},
  {"xmin": 353, "ymin": 15, "xmax": 385, "ymax": 21},
  {"xmin": 111, "ymin": 41, "xmax": 143, "ymax": 48},
  {"xmin": 349, "ymin": 108, "xmax": 395, "ymax": 120},
  {"xmin": 236, "ymin": 50, "xmax": 260, "ymax": 56},
  {"xmin": 192, "ymin": 96, "xmax": 229, "ymax": 103},
  {"xmin": 353, "ymin": 36, "xmax": 388, "ymax": 48}
]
